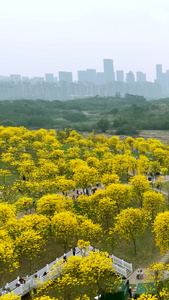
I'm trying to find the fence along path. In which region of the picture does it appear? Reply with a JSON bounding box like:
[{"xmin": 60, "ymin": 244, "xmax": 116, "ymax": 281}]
[{"xmin": 1, "ymin": 246, "xmax": 132, "ymax": 297}]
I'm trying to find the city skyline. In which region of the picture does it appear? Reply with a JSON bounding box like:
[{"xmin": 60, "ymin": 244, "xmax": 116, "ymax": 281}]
[
  {"xmin": 1, "ymin": 0, "xmax": 169, "ymax": 81},
  {"xmin": 0, "ymin": 60, "xmax": 166, "ymax": 84},
  {"xmin": 0, "ymin": 59, "xmax": 166, "ymax": 101}
]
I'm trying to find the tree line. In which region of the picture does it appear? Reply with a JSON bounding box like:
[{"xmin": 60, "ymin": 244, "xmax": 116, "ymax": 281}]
[{"xmin": 0, "ymin": 95, "xmax": 169, "ymax": 134}]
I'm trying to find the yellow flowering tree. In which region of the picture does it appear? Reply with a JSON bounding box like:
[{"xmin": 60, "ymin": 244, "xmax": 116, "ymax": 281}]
[
  {"xmin": 142, "ymin": 191, "xmax": 165, "ymax": 220},
  {"xmin": 130, "ymin": 174, "xmax": 150, "ymax": 207},
  {"xmin": 78, "ymin": 217, "xmax": 102, "ymax": 245},
  {"xmin": 52, "ymin": 211, "xmax": 78, "ymax": 252},
  {"xmin": 18, "ymin": 214, "xmax": 51, "ymax": 238},
  {"xmin": 77, "ymin": 239, "xmax": 90, "ymax": 256},
  {"xmin": 135, "ymin": 295, "xmax": 158, "ymax": 300},
  {"xmin": 78, "ymin": 190, "xmax": 106, "ymax": 221},
  {"xmin": 101, "ymin": 173, "xmax": 120, "ymax": 187},
  {"xmin": 0, "ymin": 230, "xmax": 19, "ymax": 285},
  {"xmin": 137, "ymin": 155, "xmax": 149, "ymax": 175},
  {"xmin": 36, "ymin": 194, "xmax": 73, "ymax": 217},
  {"xmin": 0, "ymin": 293, "xmax": 21, "ymax": 300},
  {"xmin": 106, "ymin": 183, "xmax": 132, "ymax": 213},
  {"xmin": 94, "ymin": 197, "xmax": 117, "ymax": 229},
  {"xmin": 153, "ymin": 211, "xmax": 169, "ymax": 254},
  {"xmin": 40, "ymin": 252, "xmax": 121, "ymax": 300},
  {"xmin": 15, "ymin": 196, "xmax": 34, "ymax": 214},
  {"xmin": 0, "ymin": 169, "xmax": 12, "ymax": 185},
  {"xmin": 144, "ymin": 263, "xmax": 169, "ymax": 297},
  {"xmin": 56, "ymin": 178, "xmax": 76, "ymax": 194},
  {"xmin": 114, "ymin": 208, "xmax": 150, "ymax": 254},
  {"xmin": 0, "ymin": 203, "xmax": 16, "ymax": 226},
  {"xmin": 73, "ymin": 165, "xmax": 98, "ymax": 191},
  {"xmin": 155, "ymin": 176, "xmax": 165, "ymax": 191},
  {"xmin": 15, "ymin": 229, "xmax": 45, "ymax": 271},
  {"xmin": 108, "ymin": 136, "xmax": 121, "ymax": 153}
]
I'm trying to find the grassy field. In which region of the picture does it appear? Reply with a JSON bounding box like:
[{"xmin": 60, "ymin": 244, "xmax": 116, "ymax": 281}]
[{"xmin": 110, "ymin": 226, "xmax": 161, "ymax": 270}]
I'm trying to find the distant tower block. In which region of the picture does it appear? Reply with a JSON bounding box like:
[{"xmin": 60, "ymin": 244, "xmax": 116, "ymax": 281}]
[{"xmin": 103, "ymin": 59, "xmax": 115, "ymax": 82}]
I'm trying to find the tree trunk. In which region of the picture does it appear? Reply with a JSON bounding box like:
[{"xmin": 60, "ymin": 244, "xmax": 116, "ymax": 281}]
[{"xmin": 133, "ymin": 238, "xmax": 137, "ymax": 254}]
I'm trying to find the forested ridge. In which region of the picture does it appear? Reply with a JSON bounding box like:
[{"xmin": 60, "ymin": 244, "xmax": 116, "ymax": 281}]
[{"xmin": 1, "ymin": 95, "xmax": 169, "ymax": 134}]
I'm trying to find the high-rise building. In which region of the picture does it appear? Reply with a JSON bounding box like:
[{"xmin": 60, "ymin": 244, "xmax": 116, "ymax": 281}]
[
  {"xmin": 96, "ymin": 72, "xmax": 106, "ymax": 85},
  {"xmin": 103, "ymin": 59, "xmax": 115, "ymax": 82},
  {"xmin": 136, "ymin": 72, "xmax": 146, "ymax": 82},
  {"xmin": 116, "ymin": 70, "xmax": 124, "ymax": 82},
  {"xmin": 126, "ymin": 71, "xmax": 135, "ymax": 83},
  {"xmin": 59, "ymin": 72, "xmax": 72, "ymax": 82},
  {"xmin": 86, "ymin": 69, "xmax": 97, "ymax": 83},
  {"xmin": 156, "ymin": 64, "xmax": 163, "ymax": 82},
  {"xmin": 10, "ymin": 74, "xmax": 21, "ymax": 83},
  {"xmin": 78, "ymin": 71, "xmax": 87, "ymax": 82},
  {"xmin": 30, "ymin": 77, "xmax": 44, "ymax": 84},
  {"xmin": 45, "ymin": 73, "xmax": 54, "ymax": 83}
]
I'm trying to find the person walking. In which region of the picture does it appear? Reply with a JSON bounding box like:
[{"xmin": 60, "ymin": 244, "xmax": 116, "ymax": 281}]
[{"xmin": 73, "ymin": 247, "xmax": 76, "ymax": 256}]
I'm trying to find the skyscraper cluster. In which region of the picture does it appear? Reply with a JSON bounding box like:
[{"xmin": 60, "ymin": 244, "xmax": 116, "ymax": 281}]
[{"xmin": 0, "ymin": 59, "xmax": 168, "ymax": 100}]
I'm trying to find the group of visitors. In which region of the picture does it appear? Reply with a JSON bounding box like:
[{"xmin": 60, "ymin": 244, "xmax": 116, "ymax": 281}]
[
  {"xmin": 136, "ymin": 270, "xmax": 144, "ymax": 279},
  {"xmin": 72, "ymin": 187, "xmax": 98, "ymax": 200}
]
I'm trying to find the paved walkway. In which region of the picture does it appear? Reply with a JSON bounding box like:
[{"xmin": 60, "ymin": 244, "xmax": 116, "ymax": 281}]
[
  {"xmin": 128, "ymin": 268, "xmax": 147, "ymax": 285},
  {"xmin": 128, "ymin": 251, "xmax": 169, "ymax": 287}
]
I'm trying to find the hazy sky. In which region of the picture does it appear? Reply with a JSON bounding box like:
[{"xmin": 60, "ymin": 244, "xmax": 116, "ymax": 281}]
[{"xmin": 1, "ymin": 0, "xmax": 169, "ymax": 81}]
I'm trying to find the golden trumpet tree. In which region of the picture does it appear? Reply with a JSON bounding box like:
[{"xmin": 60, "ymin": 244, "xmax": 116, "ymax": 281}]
[
  {"xmin": 66, "ymin": 146, "xmax": 81, "ymax": 159},
  {"xmin": 37, "ymin": 194, "xmax": 73, "ymax": 217},
  {"xmin": 0, "ymin": 230, "xmax": 19, "ymax": 285},
  {"xmin": 73, "ymin": 165, "xmax": 98, "ymax": 191},
  {"xmin": 144, "ymin": 262, "xmax": 169, "ymax": 298},
  {"xmin": 114, "ymin": 207, "xmax": 150, "ymax": 254},
  {"xmin": 143, "ymin": 191, "xmax": 165, "ymax": 220},
  {"xmin": 40, "ymin": 252, "xmax": 120, "ymax": 300},
  {"xmin": 101, "ymin": 173, "xmax": 120, "ymax": 187},
  {"xmin": 137, "ymin": 155, "xmax": 149, "ymax": 175},
  {"xmin": 108, "ymin": 136, "xmax": 121, "ymax": 153},
  {"xmin": 18, "ymin": 214, "xmax": 51, "ymax": 238},
  {"xmin": 135, "ymin": 295, "xmax": 158, "ymax": 300},
  {"xmin": 78, "ymin": 190, "xmax": 106, "ymax": 221},
  {"xmin": 15, "ymin": 196, "xmax": 34, "ymax": 214},
  {"xmin": 86, "ymin": 156, "xmax": 100, "ymax": 169},
  {"xmin": 124, "ymin": 136, "xmax": 135, "ymax": 151},
  {"xmin": 153, "ymin": 211, "xmax": 169, "ymax": 254},
  {"xmin": 0, "ymin": 169, "xmax": 12, "ymax": 185},
  {"xmin": 95, "ymin": 197, "xmax": 117, "ymax": 229},
  {"xmin": 129, "ymin": 174, "xmax": 150, "ymax": 207},
  {"xmin": 36, "ymin": 159, "xmax": 59, "ymax": 181},
  {"xmin": 15, "ymin": 229, "xmax": 45, "ymax": 271},
  {"xmin": 78, "ymin": 217, "xmax": 102, "ymax": 245},
  {"xmin": 56, "ymin": 177, "xmax": 76, "ymax": 194},
  {"xmin": 0, "ymin": 293, "xmax": 21, "ymax": 300},
  {"xmin": 106, "ymin": 183, "xmax": 132, "ymax": 213},
  {"xmin": 0, "ymin": 203, "xmax": 16, "ymax": 226},
  {"xmin": 52, "ymin": 211, "xmax": 78, "ymax": 252}
]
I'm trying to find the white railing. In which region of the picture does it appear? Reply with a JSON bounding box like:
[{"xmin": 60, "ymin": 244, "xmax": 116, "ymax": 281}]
[
  {"xmin": 113, "ymin": 264, "xmax": 127, "ymax": 278},
  {"xmin": 111, "ymin": 254, "xmax": 132, "ymax": 272},
  {"xmin": 1, "ymin": 246, "xmax": 132, "ymax": 297}
]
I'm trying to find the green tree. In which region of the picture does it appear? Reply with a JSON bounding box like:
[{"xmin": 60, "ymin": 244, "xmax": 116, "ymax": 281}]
[{"xmin": 97, "ymin": 118, "xmax": 110, "ymax": 133}]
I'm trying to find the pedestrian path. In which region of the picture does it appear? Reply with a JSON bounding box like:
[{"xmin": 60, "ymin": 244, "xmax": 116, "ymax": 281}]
[
  {"xmin": 128, "ymin": 268, "xmax": 147, "ymax": 285},
  {"xmin": 159, "ymin": 251, "xmax": 169, "ymax": 265}
]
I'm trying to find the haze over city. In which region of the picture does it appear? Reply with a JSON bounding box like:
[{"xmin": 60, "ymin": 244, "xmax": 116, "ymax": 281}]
[{"xmin": 1, "ymin": 0, "xmax": 169, "ymax": 81}]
